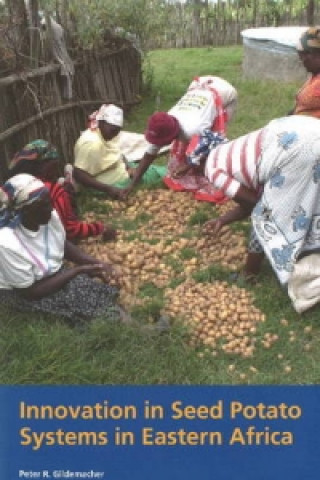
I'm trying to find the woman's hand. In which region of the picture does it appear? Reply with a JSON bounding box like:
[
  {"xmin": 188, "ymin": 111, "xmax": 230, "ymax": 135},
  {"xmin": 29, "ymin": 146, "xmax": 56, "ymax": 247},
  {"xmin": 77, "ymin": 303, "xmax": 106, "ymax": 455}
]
[
  {"xmin": 171, "ymin": 164, "xmax": 192, "ymax": 178},
  {"xmin": 202, "ymin": 203, "xmax": 254, "ymax": 237},
  {"xmin": 76, "ymin": 263, "xmax": 118, "ymax": 284},
  {"xmin": 107, "ymin": 186, "xmax": 127, "ymax": 201},
  {"xmin": 102, "ymin": 225, "xmax": 117, "ymax": 242},
  {"xmin": 126, "ymin": 166, "xmax": 137, "ymax": 178},
  {"xmin": 119, "ymin": 187, "xmax": 133, "ymax": 201},
  {"xmin": 202, "ymin": 217, "xmax": 225, "ymax": 235},
  {"xmin": 98, "ymin": 261, "xmax": 120, "ymax": 285}
]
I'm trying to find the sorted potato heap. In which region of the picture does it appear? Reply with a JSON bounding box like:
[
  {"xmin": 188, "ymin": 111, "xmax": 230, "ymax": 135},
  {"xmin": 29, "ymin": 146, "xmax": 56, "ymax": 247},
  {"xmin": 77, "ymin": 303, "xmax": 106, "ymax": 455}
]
[
  {"xmin": 83, "ymin": 236, "xmax": 176, "ymax": 308},
  {"xmin": 164, "ymin": 279, "xmax": 265, "ymax": 358},
  {"xmin": 88, "ymin": 189, "xmax": 247, "ymax": 273},
  {"xmin": 103, "ymin": 189, "xmax": 199, "ymax": 238},
  {"xmin": 83, "ymin": 188, "xmax": 265, "ymax": 356},
  {"xmin": 83, "ymin": 190, "xmax": 247, "ymax": 300},
  {"xmin": 194, "ymin": 230, "xmax": 246, "ymax": 272}
]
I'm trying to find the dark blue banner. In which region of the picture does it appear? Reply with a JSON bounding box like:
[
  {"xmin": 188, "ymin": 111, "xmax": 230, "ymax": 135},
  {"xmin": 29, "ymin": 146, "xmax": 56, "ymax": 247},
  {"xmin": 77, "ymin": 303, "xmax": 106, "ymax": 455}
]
[{"xmin": 0, "ymin": 385, "xmax": 319, "ymax": 480}]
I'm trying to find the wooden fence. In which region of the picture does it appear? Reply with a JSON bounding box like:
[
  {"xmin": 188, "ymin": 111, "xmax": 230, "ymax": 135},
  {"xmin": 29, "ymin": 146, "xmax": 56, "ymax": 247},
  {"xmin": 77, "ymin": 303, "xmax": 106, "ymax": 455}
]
[
  {"xmin": 0, "ymin": 44, "xmax": 142, "ymax": 182},
  {"xmin": 146, "ymin": 1, "xmax": 320, "ymax": 50}
]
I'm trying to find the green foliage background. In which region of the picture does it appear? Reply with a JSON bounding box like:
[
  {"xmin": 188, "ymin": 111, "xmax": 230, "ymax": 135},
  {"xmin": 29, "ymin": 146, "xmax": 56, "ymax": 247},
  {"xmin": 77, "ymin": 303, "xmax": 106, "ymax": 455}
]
[{"xmin": 37, "ymin": 0, "xmax": 315, "ymax": 51}]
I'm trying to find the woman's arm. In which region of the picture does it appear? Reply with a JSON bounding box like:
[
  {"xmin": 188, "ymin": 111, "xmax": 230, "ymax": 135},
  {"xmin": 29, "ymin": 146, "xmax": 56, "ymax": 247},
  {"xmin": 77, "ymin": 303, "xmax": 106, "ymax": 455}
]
[
  {"xmin": 233, "ymin": 185, "xmax": 259, "ymax": 210},
  {"xmin": 203, "ymin": 182, "xmax": 260, "ymax": 235},
  {"xmin": 18, "ymin": 264, "xmax": 105, "ymax": 300},
  {"xmin": 50, "ymin": 183, "xmax": 105, "ymax": 240},
  {"xmin": 65, "ymin": 240, "xmax": 115, "ymax": 279},
  {"xmin": 123, "ymin": 152, "xmax": 157, "ymax": 195},
  {"xmin": 203, "ymin": 203, "xmax": 253, "ymax": 235},
  {"xmin": 73, "ymin": 167, "xmax": 125, "ymax": 199},
  {"xmin": 19, "ymin": 240, "xmax": 115, "ymax": 300},
  {"xmin": 64, "ymin": 240, "xmax": 107, "ymax": 265}
]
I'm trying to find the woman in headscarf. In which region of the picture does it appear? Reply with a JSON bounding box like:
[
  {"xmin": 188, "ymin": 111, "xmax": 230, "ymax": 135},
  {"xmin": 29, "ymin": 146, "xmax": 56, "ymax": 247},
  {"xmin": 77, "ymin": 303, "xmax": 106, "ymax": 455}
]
[
  {"xmin": 74, "ymin": 104, "xmax": 167, "ymax": 192},
  {"xmin": 74, "ymin": 104, "xmax": 131, "ymax": 191},
  {"xmin": 124, "ymin": 76, "xmax": 237, "ymax": 202},
  {"xmin": 9, "ymin": 140, "xmax": 117, "ymax": 242},
  {"xmin": 0, "ymin": 174, "xmax": 122, "ymax": 320},
  {"xmin": 293, "ymin": 26, "xmax": 320, "ymax": 118},
  {"xmin": 193, "ymin": 115, "xmax": 320, "ymax": 292}
]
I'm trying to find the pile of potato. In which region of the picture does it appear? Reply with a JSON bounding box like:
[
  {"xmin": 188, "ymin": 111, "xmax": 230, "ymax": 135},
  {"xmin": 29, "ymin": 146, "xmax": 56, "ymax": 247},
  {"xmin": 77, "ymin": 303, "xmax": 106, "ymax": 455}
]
[
  {"xmin": 83, "ymin": 188, "xmax": 266, "ymax": 356},
  {"xmin": 102, "ymin": 189, "xmax": 241, "ymax": 236},
  {"xmin": 83, "ymin": 231, "xmax": 247, "ymax": 308},
  {"xmin": 164, "ymin": 279, "xmax": 265, "ymax": 357},
  {"xmin": 101, "ymin": 189, "xmax": 199, "ymax": 237},
  {"xmin": 86, "ymin": 189, "xmax": 247, "ymax": 273}
]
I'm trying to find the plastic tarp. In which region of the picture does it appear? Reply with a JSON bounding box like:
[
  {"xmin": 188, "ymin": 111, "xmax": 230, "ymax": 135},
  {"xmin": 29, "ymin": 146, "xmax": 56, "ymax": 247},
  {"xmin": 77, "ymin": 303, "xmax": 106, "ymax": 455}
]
[
  {"xmin": 117, "ymin": 131, "xmax": 170, "ymax": 162},
  {"xmin": 241, "ymin": 26, "xmax": 308, "ymax": 54}
]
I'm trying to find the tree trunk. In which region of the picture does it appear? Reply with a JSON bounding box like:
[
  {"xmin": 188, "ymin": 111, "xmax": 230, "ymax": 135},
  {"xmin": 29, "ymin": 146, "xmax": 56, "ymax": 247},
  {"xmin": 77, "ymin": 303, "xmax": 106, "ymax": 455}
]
[
  {"xmin": 5, "ymin": 0, "xmax": 29, "ymax": 69},
  {"xmin": 307, "ymin": 0, "xmax": 315, "ymax": 25},
  {"xmin": 192, "ymin": 0, "xmax": 202, "ymax": 47},
  {"xmin": 203, "ymin": 0, "xmax": 209, "ymax": 45},
  {"xmin": 29, "ymin": 0, "xmax": 40, "ymax": 68}
]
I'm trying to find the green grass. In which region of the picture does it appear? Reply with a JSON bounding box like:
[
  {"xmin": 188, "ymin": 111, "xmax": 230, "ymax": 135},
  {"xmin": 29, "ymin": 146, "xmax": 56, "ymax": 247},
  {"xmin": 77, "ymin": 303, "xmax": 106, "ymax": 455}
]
[
  {"xmin": 127, "ymin": 46, "xmax": 300, "ymax": 137},
  {"xmin": 188, "ymin": 203, "xmax": 217, "ymax": 226},
  {"xmin": 1, "ymin": 46, "xmax": 319, "ymax": 385}
]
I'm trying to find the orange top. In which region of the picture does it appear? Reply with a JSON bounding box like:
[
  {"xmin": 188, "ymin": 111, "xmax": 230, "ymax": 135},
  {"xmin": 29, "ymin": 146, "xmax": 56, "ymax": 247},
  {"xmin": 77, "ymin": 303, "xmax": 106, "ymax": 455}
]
[{"xmin": 294, "ymin": 74, "xmax": 320, "ymax": 118}]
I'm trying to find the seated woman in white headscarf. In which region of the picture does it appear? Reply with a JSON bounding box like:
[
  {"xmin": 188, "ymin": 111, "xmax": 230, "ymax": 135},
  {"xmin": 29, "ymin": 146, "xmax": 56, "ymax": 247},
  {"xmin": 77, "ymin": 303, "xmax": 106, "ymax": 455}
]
[
  {"xmin": 190, "ymin": 115, "xmax": 320, "ymax": 292},
  {"xmin": 0, "ymin": 174, "xmax": 123, "ymax": 321}
]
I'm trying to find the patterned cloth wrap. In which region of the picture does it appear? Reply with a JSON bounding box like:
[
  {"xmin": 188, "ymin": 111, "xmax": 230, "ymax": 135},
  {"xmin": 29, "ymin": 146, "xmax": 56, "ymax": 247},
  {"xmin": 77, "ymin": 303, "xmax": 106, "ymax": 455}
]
[
  {"xmin": 186, "ymin": 130, "xmax": 227, "ymax": 166},
  {"xmin": 9, "ymin": 138, "xmax": 75, "ymax": 187},
  {"xmin": 296, "ymin": 26, "xmax": 320, "ymax": 53},
  {"xmin": 9, "ymin": 139, "xmax": 59, "ymax": 169},
  {"xmin": 251, "ymin": 116, "xmax": 320, "ymax": 284},
  {"xmin": 0, "ymin": 174, "xmax": 48, "ymax": 229},
  {"xmin": 0, "ymin": 271, "xmax": 119, "ymax": 321}
]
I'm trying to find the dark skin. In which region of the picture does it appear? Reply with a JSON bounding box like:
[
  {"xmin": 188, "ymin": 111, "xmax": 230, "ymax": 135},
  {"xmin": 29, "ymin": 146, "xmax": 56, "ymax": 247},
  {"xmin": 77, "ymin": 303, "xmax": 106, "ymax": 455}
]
[
  {"xmin": 38, "ymin": 158, "xmax": 62, "ymax": 183},
  {"xmin": 195, "ymin": 159, "xmax": 264, "ymax": 278},
  {"xmin": 73, "ymin": 120, "xmax": 129, "ymax": 200},
  {"xmin": 289, "ymin": 49, "xmax": 320, "ymax": 115},
  {"xmin": 10, "ymin": 158, "xmax": 117, "ymax": 242},
  {"xmin": 123, "ymin": 151, "xmax": 157, "ymax": 197},
  {"xmin": 203, "ymin": 201, "xmax": 253, "ymax": 236},
  {"xmin": 123, "ymin": 139, "xmax": 185, "ymax": 198},
  {"xmin": 202, "ymin": 184, "xmax": 258, "ymax": 238},
  {"xmin": 126, "ymin": 149, "xmax": 195, "ymax": 191},
  {"xmin": 202, "ymin": 198, "xmax": 265, "ymax": 279},
  {"xmin": 123, "ymin": 119, "xmax": 183, "ymax": 198},
  {"xmin": 37, "ymin": 160, "xmax": 117, "ymax": 241},
  {"xmin": 17, "ymin": 191, "xmax": 117, "ymax": 301},
  {"xmin": 298, "ymin": 50, "xmax": 320, "ymax": 75}
]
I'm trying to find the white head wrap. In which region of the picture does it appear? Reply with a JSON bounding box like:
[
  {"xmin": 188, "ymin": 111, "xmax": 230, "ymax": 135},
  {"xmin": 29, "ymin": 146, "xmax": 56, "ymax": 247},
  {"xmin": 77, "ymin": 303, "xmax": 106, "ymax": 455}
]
[{"xmin": 89, "ymin": 104, "xmax": 124, "ymax": 130}]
